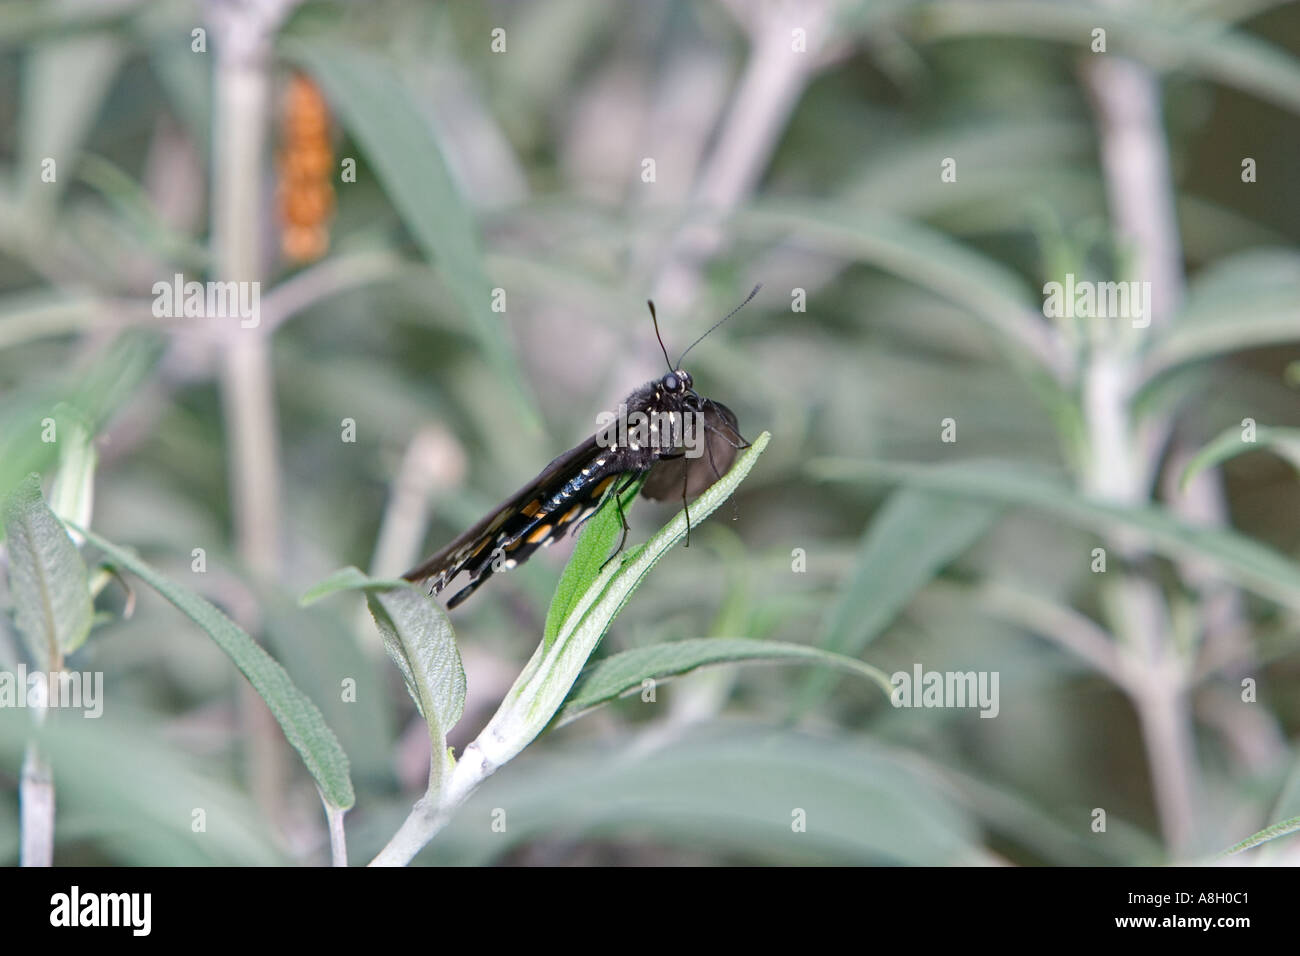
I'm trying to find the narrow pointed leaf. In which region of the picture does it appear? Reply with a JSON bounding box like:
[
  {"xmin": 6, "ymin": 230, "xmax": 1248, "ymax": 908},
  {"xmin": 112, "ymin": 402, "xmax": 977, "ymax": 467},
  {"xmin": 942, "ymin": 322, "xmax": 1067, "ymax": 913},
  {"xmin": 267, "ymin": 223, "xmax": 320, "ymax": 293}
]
[
  {"xmin": 471, "ymin": 433, "xmax": 770, "ymax": 770},
  {"xmin": 1180, "ymin": 425, "xmax": 1300, "ymax": 491},
  {"xmin": 73, "ymin": 526, "xmax": 355, "ymax": 810},
  {"xmin": 558, "ymin": 637, "xmax": 894, "ymax": 725}
]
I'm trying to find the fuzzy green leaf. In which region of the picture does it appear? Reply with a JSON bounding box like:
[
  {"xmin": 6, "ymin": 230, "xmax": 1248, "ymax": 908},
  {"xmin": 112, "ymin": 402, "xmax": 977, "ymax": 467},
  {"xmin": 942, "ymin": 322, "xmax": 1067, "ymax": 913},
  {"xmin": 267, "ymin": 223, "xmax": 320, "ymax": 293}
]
[
  {"xmin": 470, "ymin": 432, "xmax": 771, "ymax": 770},
  {"xmin": 543, "ymin": 477, "xmax": 643, "ymax": 649},
  {"xmin": 74, "ymin": 526, "xmax": 355, "ymax": 810},
  {"xmin": 298, "ymin": 566, "xmax": 465, "ymax": 780},
  {"xmin": 815, "ymin": 458, "xmax": 1300, "ymax": 612},
  {"xmin": 1218, "ymin": 814, "xmax": 1300, "ymax": 857},
  {"xmin": 364, "ymin": 586, "xmax": 465, "ymax": 736},
  {"xmin": 299, "ymin": 566, "xmax": 410, "ymax": 607},
  {"xmin": 3, "ymin": 474, "xmax": 92, "ymax": 667},
  {"xmin": 558, "ymin": 637, "xmax": 894, "ymax": 726},
  {"xmin": 795, "ymin": 487, "xmax": 999, "ymax": 711}
]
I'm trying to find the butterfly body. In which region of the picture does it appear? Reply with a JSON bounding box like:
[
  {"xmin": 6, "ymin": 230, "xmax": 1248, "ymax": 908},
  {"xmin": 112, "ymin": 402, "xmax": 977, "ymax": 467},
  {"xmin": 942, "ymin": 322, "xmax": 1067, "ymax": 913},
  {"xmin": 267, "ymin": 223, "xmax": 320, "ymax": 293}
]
[{"xmin": 403, "ymin": 368, "xmax": 744, "ymax": 608}]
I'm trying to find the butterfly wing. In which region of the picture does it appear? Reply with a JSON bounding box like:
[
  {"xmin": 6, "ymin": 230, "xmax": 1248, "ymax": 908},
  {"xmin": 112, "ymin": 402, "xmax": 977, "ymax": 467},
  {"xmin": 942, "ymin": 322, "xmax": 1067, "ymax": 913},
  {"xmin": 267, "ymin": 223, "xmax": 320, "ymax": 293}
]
[
  {"xmin": 403, "ymin": 435, "xmax": 638, "ymax": 607},
  {"xmin": 404, "ymin": 388, "xmax": 743, "ymax": 607},
  {"xmin": 641, "ymin": 399, "xmax": 744, "ymax": 501}
]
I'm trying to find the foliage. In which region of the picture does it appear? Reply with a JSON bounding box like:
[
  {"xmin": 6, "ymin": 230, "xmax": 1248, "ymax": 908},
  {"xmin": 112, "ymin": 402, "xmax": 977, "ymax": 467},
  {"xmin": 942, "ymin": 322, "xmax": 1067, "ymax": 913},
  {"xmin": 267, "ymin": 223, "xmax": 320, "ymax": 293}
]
[{"xmin": 1, "ymin": 0, "xmax": 1299, "ymax": 866}]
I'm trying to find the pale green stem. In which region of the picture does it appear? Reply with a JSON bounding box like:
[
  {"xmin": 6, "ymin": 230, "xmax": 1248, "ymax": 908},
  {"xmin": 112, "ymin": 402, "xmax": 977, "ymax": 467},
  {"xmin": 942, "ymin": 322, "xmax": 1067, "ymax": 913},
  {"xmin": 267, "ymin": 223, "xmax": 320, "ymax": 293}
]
[
  {"xmin": 207, "ymin": 0, "xmax": 299, "ymax": 840},
  {"xmin": 1082, "ymin": 49, "xmax": 1200, "ymax": 857}
]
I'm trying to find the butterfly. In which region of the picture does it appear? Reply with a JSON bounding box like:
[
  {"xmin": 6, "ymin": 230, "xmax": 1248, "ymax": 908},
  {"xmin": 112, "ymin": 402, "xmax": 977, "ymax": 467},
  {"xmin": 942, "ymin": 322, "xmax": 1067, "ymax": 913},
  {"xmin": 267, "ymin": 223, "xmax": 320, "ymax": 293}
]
[{"xmin": 402, "ymin": 287, "xmax": 759, "ymax": 608}]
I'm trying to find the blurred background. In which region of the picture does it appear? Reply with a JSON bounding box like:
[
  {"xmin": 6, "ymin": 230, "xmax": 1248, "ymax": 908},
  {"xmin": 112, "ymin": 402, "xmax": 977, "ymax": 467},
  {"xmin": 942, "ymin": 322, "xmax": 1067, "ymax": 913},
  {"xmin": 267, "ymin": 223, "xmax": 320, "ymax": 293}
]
[{"xmin": 1, "ymin": 0, "xmax": 1299, "ymax": 865}]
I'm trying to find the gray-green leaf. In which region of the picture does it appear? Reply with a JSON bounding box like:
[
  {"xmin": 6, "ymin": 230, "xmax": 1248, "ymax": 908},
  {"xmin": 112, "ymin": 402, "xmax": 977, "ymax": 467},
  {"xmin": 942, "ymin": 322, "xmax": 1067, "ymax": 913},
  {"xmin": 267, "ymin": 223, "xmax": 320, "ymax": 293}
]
[
  {"xmin": 299, "ymin": 565, "xmax": 409, "ymax": 607},
  {"xmin": 472, "ymin": 433, "xmax": 770, "ymax": 771},
  {"xmin": 74, "ymin": 525, "xmax": 355, "ymax": 811},
  {"xmin": 558, "ymin": 637, "xmax": 894, "ymax": 725},
  {"xmin": 365, "ymin": 586, "xmax": 465, "ymax": 736},
  {"xmin": 815, "ymin": 458, "xmax": 1300, "ymax": 612},
  {"xmin": 1180, "ymin": 424, "xmax": 1300, "ymax": 491},
  {"xmin": 3, "ymin": 474, "xmax": 92, "ymax": 667},
  {"xmin": 795, "ymin": 487, "xmax": 999, "ymax": 711}
]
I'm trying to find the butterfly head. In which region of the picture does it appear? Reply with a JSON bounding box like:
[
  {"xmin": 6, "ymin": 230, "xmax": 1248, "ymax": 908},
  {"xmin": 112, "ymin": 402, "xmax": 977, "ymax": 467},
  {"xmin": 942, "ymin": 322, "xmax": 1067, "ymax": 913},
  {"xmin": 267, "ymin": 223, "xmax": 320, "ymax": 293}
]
[{"xmin": 661, "ymin": 369, "xmax": 693, "ymax": 394}]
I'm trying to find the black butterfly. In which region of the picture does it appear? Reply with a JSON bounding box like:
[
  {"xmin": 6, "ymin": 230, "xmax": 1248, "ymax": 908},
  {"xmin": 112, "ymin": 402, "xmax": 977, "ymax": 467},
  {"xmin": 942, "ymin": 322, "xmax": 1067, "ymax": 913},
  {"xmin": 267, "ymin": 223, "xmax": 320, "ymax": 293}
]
[{"xmin": 403, "ymin": 287, "xmax": 758, "ymax": 608}]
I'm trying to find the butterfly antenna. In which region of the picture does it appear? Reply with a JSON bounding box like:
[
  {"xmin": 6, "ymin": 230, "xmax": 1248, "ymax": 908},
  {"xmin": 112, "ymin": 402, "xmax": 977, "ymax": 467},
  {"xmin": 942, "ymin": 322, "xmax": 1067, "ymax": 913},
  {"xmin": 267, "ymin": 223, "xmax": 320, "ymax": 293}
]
[
  {"xmin": 676, "ymin": 283, "xmax": 761, "ymax": 368},
  {"xmin": 647, "ymin": 300, "xmax": 674, "ymax": 374}
]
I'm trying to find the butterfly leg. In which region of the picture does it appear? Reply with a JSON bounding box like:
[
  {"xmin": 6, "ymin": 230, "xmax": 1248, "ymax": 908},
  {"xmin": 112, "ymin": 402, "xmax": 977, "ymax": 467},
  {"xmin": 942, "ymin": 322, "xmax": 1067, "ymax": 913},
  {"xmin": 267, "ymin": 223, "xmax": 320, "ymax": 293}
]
[
  {"xmin": 705, "ymin": 429, "xmax": 724, "ymax": 481},
  {"xmin": 599, "ymin": 471, "xmax": 648, "ymax": 572},
  {"xmin": 707, "ymin": 420, "xmax": 750, "ymax": 450},
  {"xmin": 702, "ymin": 410, "xmax": 744, "ymax": 524},
  {"xmin": 703, "ymin": 399, "xmax": 751, "ymax": 449},
  {"xmin": 681, "ymin": 455, "xmax": 693, "ymax": 547}
]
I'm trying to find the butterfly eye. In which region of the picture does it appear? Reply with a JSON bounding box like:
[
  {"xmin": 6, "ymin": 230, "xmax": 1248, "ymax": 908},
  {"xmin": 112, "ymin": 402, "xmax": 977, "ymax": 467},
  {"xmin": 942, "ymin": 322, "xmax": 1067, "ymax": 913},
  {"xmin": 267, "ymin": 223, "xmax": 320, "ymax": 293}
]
[{"xmin": 662, "ymin": 372, "xmax": 679, "ymax": 391}]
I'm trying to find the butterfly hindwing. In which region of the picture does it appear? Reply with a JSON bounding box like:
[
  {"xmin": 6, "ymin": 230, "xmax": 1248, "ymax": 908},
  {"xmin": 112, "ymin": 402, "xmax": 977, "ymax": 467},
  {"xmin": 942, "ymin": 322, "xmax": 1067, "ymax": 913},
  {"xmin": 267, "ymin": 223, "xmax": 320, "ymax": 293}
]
[{"xmin": 641, "ymin": 399, "xmax": 744, "ymax": 501}]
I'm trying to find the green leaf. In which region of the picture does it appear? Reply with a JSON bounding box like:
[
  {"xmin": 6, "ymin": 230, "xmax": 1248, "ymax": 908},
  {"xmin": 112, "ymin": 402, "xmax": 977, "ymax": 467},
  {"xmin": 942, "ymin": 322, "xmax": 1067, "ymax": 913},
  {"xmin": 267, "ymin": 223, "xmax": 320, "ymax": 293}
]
[
  {"xmin": 48, "ymin": 407, "xmax": 96, "ymax": 533},
  {"xmin": 427, "ymin": 724, "xmax": 985, "ymax": 865},
  {"xmin": 73, "ymin": 526, "xmax": 355, "ymax": 811},
  {"xmin": 0, "ymin": 704, "xmax": 283, "ymax": 865},
  {"xmin": 796, "ymin": 487, "xmax": 999, "ymax": 710},
  {"xmin": 814, "ymin": 458, "xmax": 1300, "ymax": 612},
  {"xmin": 2, "ymin": 475, "xmax": 92, "ymax": 667},
  {"xmin": 841, "ymin": 118, "xmax": 1095, "ymax": 220},
  {"xmin": 1217, "ymin": 815, "xmax": 1300, "ymax": 858},
  {"xmin": 1146, "ymin": 312, "xmax": 1300, "ymax": 385},
  {"xmin": 914, "ymin": 2, "xmax": 1300, "ymax": 116},
  {"xmin": 260, "ymin": 590, "xmax": 395, "ymax": 786},
  {"xmin": 16, "ymin": 31, "xmax": 124, "ymax": 217},
  {"xmin": 298, "ymin": 566, "xmax": 464, "ymax": 788},
  {"xmin": 735, "ymin": 203, "xmax": 1064, "ymax": 379},
  {"xmin": 1180, "ymin": 425, "xmax": 1300, "ymax": 491},
  {"xmin": 364, "ymin": 587, "xmax": 465, "ymax": 735},
  {"xmin": 1140, "ymin": 249, "xmax": 1300, "ymax": 386},
  {"xmin": 0, "ymin": 290, "xmax": 100, "ymax": 351},
  {"xmin": 76, "ymin": 153, "xmax": 208, "ymax": 269},
  {"xmin": 365, "ymin": 585, "xmax": 464, "ymax": 799},
  {"xmin": 558, "ymin": 637, "xmax": 894, "ymax": 725},
  {"xmin": 470, "ymin": 432, "xmax": 770, "ymax": 771},
  {"xmin": 543, "ymin": 477, "xmax": 643, "ymax": 649},
  {"xmin": 0, "ymin": 331, "xmax": 164, "ymax": 522},
  {"xmin": 299, "ymin": 566, "xmax": 409, "ymax": 607},
  {"xmin": 284, "ymin": 40, "xmax": 540, "ymax": 431}
]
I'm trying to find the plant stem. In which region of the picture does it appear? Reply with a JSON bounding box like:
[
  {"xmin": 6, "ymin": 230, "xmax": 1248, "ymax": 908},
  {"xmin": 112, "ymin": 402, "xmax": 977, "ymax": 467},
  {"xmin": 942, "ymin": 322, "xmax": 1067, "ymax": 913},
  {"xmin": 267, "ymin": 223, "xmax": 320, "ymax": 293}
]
[
  {"xmin": 208, "ymin": 0, "xmax": 297, "ymax": 831},
  {"xmin": 19, "ymin": 734, "xmax": 53, "ymax": 867},
  {"xmin": 323, "ymin": 798, "xmax": 348, "ymax": 867},
  {"xmin": 1082, "ymin": 52, "xmax": 1200, "ymax": 857},
  {"xmin": 371, "ymin": 745, "xmax": 464, "ymax": 867}
]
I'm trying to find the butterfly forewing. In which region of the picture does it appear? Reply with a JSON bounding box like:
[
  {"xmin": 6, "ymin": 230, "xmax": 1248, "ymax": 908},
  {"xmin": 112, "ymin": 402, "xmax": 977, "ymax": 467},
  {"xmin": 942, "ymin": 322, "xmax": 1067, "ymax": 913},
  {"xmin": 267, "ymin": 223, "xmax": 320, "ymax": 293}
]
[
  {"xmin": 402, "ymin": 434, "xmax": 636, "ymax": 607},
  {"xmin": 404, "ymin": 383, "xmax": 747, "ymax": 607},
  {"xmin": 404, "ymin": 383, "xmax": 750, "ymax": 607}
]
